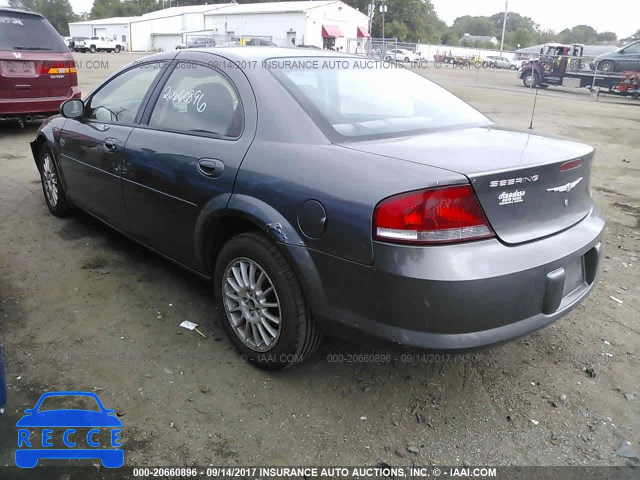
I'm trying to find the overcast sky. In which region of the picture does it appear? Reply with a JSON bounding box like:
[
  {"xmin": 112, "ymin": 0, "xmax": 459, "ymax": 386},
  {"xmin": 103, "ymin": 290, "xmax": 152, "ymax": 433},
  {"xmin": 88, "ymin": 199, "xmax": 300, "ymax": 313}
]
[{"xmin": 430, "ymin": 0, "xmax": 638, "ymax": 38}]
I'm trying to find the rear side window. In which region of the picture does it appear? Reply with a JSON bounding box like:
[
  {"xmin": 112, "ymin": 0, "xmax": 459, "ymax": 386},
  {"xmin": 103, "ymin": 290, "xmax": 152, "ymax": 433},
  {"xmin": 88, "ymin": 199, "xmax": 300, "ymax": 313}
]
[
  {"xmin": 0, "ymin": 12, "xmax": 68, "ymax": 52},
  {"xmin": 148, "ymin": 62, "xmax": 243, "ymax": 138},
  {"xmin": 86, "ymin": 62, "xmax": 166, "ymax": 125}
]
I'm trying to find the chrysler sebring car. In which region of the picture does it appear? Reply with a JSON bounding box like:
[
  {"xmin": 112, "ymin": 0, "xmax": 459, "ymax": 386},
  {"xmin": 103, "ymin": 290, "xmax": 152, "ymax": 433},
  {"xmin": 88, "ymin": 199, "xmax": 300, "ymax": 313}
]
[{"xmin": 30, "ymin": 48, "xmax": 604, "ymax": 369}]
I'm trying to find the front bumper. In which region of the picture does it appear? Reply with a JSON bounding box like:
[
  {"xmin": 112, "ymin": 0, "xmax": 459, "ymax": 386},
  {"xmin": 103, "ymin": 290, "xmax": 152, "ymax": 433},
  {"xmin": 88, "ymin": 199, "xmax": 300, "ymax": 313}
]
[
  {"xmin": 0, "ymin": 86, "xmax": 81, "ymax": 117},
  {"xmin": 303, "ymin": 206, "xmax": 605, "ymax": 350}
]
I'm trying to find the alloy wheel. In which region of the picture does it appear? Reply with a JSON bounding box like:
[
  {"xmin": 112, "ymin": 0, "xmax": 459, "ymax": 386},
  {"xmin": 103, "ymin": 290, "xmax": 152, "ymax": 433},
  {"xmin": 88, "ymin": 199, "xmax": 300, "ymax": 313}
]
[
  {"xmin": 42, "ymin": 152, "xmax": 59, "ymax": 207},
  {"xmin": 222, "ymin": 257, "xmax": 282, "ymax": 352}
]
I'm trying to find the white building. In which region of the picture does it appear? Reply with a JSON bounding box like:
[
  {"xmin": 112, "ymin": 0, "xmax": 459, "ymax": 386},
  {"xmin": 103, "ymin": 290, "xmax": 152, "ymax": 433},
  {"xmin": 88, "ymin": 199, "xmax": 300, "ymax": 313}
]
[
  {"xmin": 68, "ymin": 16, "xmax": 137, "ymax": 48},
  {"xmin": 69, "ymin": 1, "xmax": 370, "ymax": 52}
]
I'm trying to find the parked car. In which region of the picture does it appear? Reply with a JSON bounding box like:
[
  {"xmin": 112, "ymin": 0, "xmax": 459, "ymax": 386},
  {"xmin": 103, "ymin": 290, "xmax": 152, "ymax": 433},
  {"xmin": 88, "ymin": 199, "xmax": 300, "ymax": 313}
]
[
  {"xmin": 385, "ymin": 48, "xmax": 420, "ymax": 63},
  {"xmin": 484, "ymin": 55, "xmax": 519, "ymax": 70},
  {"xmin": 31, "ymin": 48, "xmax": 604, "ymax": 370},
  {"xmin": 0, "ymin": 7, "xmax": 81, "ymax": 122},
  {"xmin": 590, "ymin": 40, "xmax": 640, "ymax": 72},
  {"xmin": 176, "ymin": 36, "xmax": 216, "ymax": 49},
  {"xmin": 71, "ymin": 36, "xmax": 89, "ymax": 52},
  {"xmin": 83, "ymin": 36, "xmax": 124, "ymax": 53}
]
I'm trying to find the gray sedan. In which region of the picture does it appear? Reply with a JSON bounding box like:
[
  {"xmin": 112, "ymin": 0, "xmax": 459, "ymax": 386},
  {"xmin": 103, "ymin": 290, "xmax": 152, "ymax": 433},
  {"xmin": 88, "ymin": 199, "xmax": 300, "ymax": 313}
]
[
  {"xmin": 31, "ymin": 48, "xmax": 604, "ymax": 369},
  {"xmin": 592, "ymin": 39, "xmax": 640, "ymax": 72}
]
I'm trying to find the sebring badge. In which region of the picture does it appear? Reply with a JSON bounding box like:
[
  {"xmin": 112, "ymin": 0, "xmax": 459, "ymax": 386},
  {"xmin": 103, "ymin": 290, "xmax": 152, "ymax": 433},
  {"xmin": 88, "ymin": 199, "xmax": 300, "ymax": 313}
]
[{"xmin": 547, "ymin": 177, "xmax": 583, "ymax": 193}]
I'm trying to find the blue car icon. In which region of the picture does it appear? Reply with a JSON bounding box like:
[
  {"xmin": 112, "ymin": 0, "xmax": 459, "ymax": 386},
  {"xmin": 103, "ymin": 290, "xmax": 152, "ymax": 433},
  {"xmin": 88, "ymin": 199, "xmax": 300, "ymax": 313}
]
[{"xmin": 16, "ymin": 391, "xmax": 123, "ymax": 468}]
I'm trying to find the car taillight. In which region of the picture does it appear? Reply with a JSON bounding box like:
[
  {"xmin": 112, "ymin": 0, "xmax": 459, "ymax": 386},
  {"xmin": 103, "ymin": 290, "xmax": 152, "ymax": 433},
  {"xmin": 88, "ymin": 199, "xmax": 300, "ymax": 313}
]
[
  {"xmin": 39, "ymin": 61, "xmax": 77, "ymax": 75},
  {"xmin": 374, "ymin": 185, "xmax": 494, "ymax": 244}
]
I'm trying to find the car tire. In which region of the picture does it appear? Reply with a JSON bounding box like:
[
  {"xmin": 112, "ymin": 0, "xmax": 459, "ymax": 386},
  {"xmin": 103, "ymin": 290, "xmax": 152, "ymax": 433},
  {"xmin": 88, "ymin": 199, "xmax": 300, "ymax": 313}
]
[
  {"xmin": 598, "ymin": 60, "xmax": 615, "ymax": 72},
  {"xmin": 522, "ymin": 71, "xmax": 540, "ymax": 88},
  {"xmin": 385, "ymin": 56, "xmax": 392, "ymax": 62},
  {"xmin": 482, "ymin": 61, "xmax": 488, "ymax": 68},
  {"xmin": 510, "ymin": 65, "xmax": 517, "ymax": 70},
  {"xmin": 89, "ymin": 45, "xmax": 96, "ymax": 53},
  {"xmin": 214, "ymin": 232, "xmax": 322, "ymax": 370},
  {"xmin": 404, "ymin": 57, "xmax": 410, "ymax": 63},
  {"xmin": 114, "ymin": 45, "xmax": 121, "ymax": 53},
  {"xmin": 39, "ymin": 145, "xmax": 74, "ymax": 217}
]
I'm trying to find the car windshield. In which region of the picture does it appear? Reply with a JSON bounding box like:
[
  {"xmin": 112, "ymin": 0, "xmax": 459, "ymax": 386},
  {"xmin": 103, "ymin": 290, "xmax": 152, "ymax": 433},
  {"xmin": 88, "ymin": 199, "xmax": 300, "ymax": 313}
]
[
  {"xmin": 272, "ymin": 58, "xmax": 491, "ymax": 140},
  {"xmin": 37, "ymin": 395, "xmax": 101, "ymax": 412},
  {"xmin": 0, "ymin": 12, "xmax": 68, "ymax": 52}
]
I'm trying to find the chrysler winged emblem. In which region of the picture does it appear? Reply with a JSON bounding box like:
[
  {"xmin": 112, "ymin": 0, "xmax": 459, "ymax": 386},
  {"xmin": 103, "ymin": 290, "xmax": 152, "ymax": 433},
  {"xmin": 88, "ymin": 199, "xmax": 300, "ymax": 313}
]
[
  {"xmin": 13, "ymin": 52, "xmax": 22, "ymax": 59},
  {"xmin": 547, "ymin": 177, "xmax": 583, "ymax": 193}
]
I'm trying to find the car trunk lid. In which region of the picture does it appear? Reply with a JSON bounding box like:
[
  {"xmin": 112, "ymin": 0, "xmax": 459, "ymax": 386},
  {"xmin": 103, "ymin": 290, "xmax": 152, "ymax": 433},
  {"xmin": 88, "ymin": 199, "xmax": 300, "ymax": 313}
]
[
  {"xmin": 342, "ymin": 127, "xmax": 594, "ymax": 245},
  {"xmin": 0, "ymin": 50, "xmax": 77, "ymax": 100}
]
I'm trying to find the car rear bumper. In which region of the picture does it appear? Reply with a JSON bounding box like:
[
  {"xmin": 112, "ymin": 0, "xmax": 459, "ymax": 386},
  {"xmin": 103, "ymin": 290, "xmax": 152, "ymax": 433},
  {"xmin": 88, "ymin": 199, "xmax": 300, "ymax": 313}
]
[
  {"xmin": 299, "ymin": 206, "xmax": 605, "ymax": 350},
  {"xmin": 0, "ymin": 86, "xmax": 81, "ymax": 117}
]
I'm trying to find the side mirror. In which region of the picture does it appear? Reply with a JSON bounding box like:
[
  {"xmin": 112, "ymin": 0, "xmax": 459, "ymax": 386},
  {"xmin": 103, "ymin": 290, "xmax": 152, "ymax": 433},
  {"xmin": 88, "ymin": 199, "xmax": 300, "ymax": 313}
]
[{"xmin": 61, "ymin": 99, "xmax": 84, "ymax": 119}]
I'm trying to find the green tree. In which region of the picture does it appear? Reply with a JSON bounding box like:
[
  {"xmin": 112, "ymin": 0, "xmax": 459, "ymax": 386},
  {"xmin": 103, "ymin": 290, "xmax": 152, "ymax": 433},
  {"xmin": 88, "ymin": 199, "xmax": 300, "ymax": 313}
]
[
  {"xmin": 511, "ymin": 27, "xmax": 534, "ymax": 48},
  {"xmin": 9, "ymin": 0, "xmax": 77, "ymax": 34},
  {"xmin": 451, "ymin": 16, "xmax": 496, "ymax": 37}
]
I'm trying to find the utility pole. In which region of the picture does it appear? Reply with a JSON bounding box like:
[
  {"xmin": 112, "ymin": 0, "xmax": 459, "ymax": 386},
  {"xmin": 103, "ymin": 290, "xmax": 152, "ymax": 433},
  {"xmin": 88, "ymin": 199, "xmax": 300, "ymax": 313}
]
[
  {"xmin": 500, "ymin": 0, "xmax": 508, "ymax": 54},
  {"xmin": 380, "ymin": 0, "xmax": 387, "ymax": 40},
  {"xmin": 367, "ymin": 0, "xmax": 375, "ymax": 35}
]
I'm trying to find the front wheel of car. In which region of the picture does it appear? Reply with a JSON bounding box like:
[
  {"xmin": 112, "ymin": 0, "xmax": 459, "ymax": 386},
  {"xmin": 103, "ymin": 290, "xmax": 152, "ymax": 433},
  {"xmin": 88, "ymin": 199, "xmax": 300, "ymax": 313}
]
[
  {"xmin": 214, "ymin": 232, "xmax": 322, "ymax": 370},
  {"xmin": 114, "ymin": 45, "xmax": 121, "ymax": 53},
  {"xmin": 39, "ymin": 146, "xmax": 74, "ymax": 217},
  {"xmin": 89, "ymin": 45, "xmax": 96, "ymax": 53},
  {"xmin": 510, "ymin": 65, "xmax": 517, "ymax": 70},
  {"xmin": 598, "ymin": 60, "xmax": 615, "ymax": 72}
]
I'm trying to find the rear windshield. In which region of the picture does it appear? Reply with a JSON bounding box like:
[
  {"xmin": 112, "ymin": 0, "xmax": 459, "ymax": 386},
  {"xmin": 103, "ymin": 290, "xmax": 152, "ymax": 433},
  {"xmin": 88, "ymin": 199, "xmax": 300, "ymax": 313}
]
[
  {"xmin": 0, "ymin": 12, "xmax": 68, "ymax": 52},
  {"xmin": 271, "ymin": 58, "xmax": 491, "ymax": 141}
]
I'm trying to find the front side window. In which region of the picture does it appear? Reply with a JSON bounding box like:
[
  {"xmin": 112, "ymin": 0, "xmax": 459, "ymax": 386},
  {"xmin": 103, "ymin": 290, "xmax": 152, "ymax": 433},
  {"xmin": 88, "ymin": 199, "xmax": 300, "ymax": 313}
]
[
  {"xmin": 623, "ymin": 42, "xmax": 640, "ymax": 54},
  {"xmin": 86, "ymin": 62, "xmax": 166, "ymax": 125},
  {"xmin": 148, "ymin": 62, "xmax": 243, "ymax": 138},
  {"xmin": 273, "ymin": 58, "xmax": 490, "ymax": 140}
]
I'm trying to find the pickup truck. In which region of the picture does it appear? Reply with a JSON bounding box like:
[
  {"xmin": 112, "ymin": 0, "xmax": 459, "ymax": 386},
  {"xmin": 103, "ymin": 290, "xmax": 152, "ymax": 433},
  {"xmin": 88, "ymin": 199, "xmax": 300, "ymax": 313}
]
[{"xmin": 75, "ymin": 36, "xmax": 124, "ymax": 53}]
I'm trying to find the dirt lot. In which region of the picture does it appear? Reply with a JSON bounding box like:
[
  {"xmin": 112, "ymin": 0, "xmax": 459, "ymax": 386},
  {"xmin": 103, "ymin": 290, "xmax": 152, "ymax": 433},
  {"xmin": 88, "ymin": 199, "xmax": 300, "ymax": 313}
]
[{"xmin": 0, "ymin": 52, "xmax": 638, "ymax": 467}]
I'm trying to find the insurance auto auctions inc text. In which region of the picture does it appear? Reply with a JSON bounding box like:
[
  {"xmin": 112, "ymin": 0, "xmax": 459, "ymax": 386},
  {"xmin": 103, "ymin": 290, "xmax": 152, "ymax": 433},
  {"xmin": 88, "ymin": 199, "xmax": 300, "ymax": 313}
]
[{"xmin": 200, "ymin": 466, "xmax": 498, "ymax": 478}]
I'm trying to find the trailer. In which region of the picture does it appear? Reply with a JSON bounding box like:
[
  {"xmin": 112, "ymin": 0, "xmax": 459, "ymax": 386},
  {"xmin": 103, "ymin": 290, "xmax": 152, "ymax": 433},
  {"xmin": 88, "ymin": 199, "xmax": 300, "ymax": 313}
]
[{"xmin": 518, "ymin": 43, "xmax": 635, "ymax": 96}]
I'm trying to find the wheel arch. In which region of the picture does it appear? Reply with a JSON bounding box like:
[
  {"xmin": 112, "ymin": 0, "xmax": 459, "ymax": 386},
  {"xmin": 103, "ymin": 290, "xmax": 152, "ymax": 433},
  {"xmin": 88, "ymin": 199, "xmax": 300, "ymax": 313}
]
[{"xmin": 195, "ymin": 194, "xmax": 327, "ymax": 316}]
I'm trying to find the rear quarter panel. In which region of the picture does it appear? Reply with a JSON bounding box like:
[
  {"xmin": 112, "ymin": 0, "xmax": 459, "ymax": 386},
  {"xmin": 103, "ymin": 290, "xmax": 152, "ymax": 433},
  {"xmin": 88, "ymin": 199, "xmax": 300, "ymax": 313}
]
[{"xmin": 234, "ymin": 141, "xmax": 466, "ymax": 265}]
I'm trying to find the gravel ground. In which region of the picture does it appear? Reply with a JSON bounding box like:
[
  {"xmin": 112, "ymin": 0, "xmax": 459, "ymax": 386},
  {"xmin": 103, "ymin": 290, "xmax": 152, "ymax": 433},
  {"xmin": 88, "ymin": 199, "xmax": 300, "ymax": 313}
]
[{"xmin": 0, "ymin": 53, "xmax": 638, "ymax": 467}]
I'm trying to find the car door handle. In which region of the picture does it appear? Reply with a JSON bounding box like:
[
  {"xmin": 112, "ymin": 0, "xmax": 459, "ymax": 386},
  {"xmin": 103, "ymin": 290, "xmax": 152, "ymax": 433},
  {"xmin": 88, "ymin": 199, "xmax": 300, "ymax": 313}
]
[
  {"xmin": 103, "ymin": 138, "xmax": 118, "ymax": 152},
  {"xmin": 197, "ymin": 158, "xmax": 224, "ymax": 178}
]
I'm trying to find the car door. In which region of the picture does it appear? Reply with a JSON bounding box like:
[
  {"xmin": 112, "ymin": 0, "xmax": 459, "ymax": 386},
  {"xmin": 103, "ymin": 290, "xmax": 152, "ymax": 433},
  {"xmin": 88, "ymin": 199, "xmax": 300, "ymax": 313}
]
[
  {"xmin": 59, "ymin": 61, "xmax": 167, "ymax": 229},
  {"xmin": 620, "ymin": 42, "xmax": 640, "ymax": 70},
  {"xmin": 121, "ymin": 53, "xmax": 257, "ymax": 271}
]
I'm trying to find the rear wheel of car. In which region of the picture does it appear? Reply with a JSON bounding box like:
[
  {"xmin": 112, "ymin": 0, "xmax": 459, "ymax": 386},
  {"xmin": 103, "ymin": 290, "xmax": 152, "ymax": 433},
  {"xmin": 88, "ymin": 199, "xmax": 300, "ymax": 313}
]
[
  {"xmin": 385, "ymin": 55, "xmax": 392, "ymax": 62},
  {"xmin": 89, "ymin": 45, "xmax": 96, "ymax": 53},
  {"xmin": 114, "ymin": 45, "xmax": 121, "ymax": 53},
  {"xmin": 39, "ymin": 146, "xmax": 74, "ymax": 217},
  {"xmin": 598, "ymin": 60, "xmax": 615, "ymax": 72},
  {"xmin": 214, "ymin": 232, "xmax": 322, "ymax": 370},
  {"xmin": 510, "ymin": 65, "xmax": 517, "ymax": 70}
]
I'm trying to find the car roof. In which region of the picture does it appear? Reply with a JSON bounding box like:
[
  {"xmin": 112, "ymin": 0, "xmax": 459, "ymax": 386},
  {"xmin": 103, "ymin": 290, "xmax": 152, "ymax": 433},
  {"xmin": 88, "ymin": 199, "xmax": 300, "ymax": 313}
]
[
  {"xmin": 184, "ymin": 46, "xmax": 359, "ymax": 62},
  {"xmin": 0, "ymin": 6, "xmax": 43, "ymax": 17}
]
